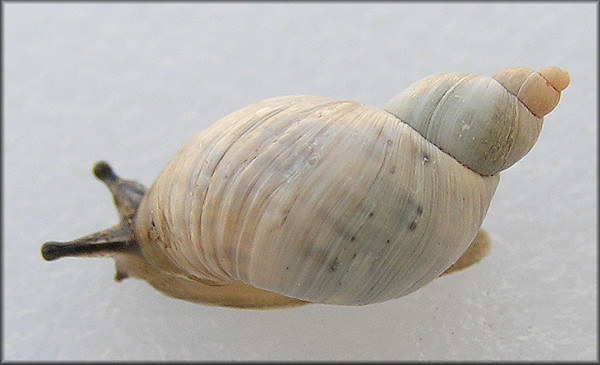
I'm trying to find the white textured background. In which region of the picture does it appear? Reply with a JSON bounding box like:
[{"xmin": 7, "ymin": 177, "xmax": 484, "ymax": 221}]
[{"xmin": 4, "ymin": 2, "xmax": 597, "ymax": 361}]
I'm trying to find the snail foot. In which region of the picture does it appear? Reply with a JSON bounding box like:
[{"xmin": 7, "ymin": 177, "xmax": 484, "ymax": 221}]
[{"xmin": 440, "ymin": 229, "xmax": 491, "ymax": 277}]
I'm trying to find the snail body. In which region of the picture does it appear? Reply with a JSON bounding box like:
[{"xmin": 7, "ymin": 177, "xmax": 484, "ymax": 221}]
[{"xmin": 42, "ymin": 66, "xmax": 569, "ymax": 309}]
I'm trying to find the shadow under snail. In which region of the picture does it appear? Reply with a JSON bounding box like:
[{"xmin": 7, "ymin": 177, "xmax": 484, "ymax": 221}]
[{"xmin": 41, "ymin": 66, "xmax": 570, "ymax": 309}]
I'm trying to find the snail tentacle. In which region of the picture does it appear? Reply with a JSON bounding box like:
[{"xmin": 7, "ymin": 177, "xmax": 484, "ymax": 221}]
[
  {"xmin": 93, "ymin": 161, "xmax": 147, "ymax": 222},
  {"xmin": 41, "ymin": 161, "xmax": 146, "ymax": 262},
  {"xmin": 41, "ymin": 224, "xmax": 135, "ymax": 261}
]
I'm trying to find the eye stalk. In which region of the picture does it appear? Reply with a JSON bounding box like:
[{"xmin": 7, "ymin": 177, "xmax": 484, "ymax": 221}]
[
  {"xmin": 41, "ymin": 161, "xmax": 147, "ymax": 262},
  {"xmin": 92, "ymin": 161, "xmax": 147, "ymax": 223}
]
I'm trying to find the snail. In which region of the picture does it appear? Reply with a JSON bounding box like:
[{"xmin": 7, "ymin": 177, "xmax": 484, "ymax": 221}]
[{"xmin": 41, "ymin": 66, "xmax": 569, "ymax": 309}]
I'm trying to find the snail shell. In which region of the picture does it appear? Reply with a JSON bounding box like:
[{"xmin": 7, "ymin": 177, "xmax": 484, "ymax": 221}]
[{"xmin": 41, "ymin": 66, "xmax": 569, "ymax": 309}]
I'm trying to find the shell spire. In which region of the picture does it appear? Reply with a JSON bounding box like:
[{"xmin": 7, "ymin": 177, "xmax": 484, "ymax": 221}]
[
  {"xmin": 384, "ymin": 66, "xmax": 570, "ymax": 176},
  {"xmin": 493, "ymin": 67, "xmax": 570, "ymax": 118}
]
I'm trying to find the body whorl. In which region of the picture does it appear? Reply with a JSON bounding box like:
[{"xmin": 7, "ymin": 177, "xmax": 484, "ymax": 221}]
[{"xmin": 135, "ymin": 96, "xmax": 499, "ymax": 305}]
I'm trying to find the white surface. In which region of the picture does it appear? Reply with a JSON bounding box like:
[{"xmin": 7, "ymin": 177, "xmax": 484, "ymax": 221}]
[{"xmin": 4, "ymin": 2, "xmax": 597, "ymax": 361}]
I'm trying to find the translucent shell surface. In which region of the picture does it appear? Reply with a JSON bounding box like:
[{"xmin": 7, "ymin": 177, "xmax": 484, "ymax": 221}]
[{"xmin": 135, "ymin": 96, "xmax": 499, "ymax": 305}]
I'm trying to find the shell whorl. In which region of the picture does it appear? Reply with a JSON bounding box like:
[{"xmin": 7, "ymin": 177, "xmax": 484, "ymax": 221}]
[
  {"xmin": 493, "ymin": 67, "xmax": 570, "ymax": 118},
  {"xmin": 383, "ymin": 67, "xmax": 569, "ymax": 176},
  {"xmin": 135, "ymin": 96, "xmax": 499, "ymax": 305}
]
